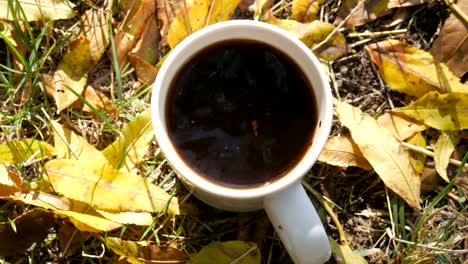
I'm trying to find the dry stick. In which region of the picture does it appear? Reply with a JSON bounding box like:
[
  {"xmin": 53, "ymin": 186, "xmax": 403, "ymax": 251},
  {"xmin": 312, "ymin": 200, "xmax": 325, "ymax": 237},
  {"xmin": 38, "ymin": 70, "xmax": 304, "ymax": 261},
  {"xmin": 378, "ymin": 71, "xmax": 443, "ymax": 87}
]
[
  {"xmin": 347, "ymin": 29, "xmax": 407, "ymax": 38},
  {"xmin": 384, "ymin": 186, "xmax": 398, "ymax": 250},
  {"xmin": 444, "ymin": 0, "xmax": 468, "ymax": 25},
  {"xmin": 312, "ymin": 0, "xmax": 366, "ymax": 53},
  {"xmin": 182, "ymin": 0, "xmax": 192, "ymax": 35},
  {"xmin": 205, "ymin": 0, "xmax": 215, "ymax": 27},
  {"xmin": 230, "ymin": 244, "xmax": 258, "ymax": 264},
  {"xmin": 302, "ymin": 181, "xmax": 349, "ymax": 247},
  {"xmin": 401, "ymin": 142, "xmax": 468, "ymax": 169}
]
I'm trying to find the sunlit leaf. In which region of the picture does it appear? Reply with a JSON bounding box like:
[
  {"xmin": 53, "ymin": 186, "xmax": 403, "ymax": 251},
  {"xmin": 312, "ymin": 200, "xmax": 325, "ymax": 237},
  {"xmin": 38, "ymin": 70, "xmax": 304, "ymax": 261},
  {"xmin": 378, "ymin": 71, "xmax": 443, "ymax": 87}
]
[
  {"xmin": 429, "ymin": 0, "xmax": 468, "ymax": 78},
  {"xmin": 0, "ymin": 165, "xmax": 22, "ymax": 195},
  {"xmin": 106, "ymin": 237, "xmax": 189, "ymax": 263},
  {"xmin": 392, "ymin": 92, "xmax": 468, "ymax": 130},
  {"xmin": 45, "ymin": 159, "xmax": 179, "ymax": 214},
  {"xmin": 334, "ymin": 0, "xmax": 389, "ymax": 28},
  {"xmin": 0, "ymin": 0, "xmax": 76, "ymax": 21},
  {"xmin": 128, "ymin": 53, "xmax": 159, "ymax": 84},
  {"xmin": 365, "ymin": 39, "xmax": 468, "ymax": 98},
  {"xmin": 268, "ymin": 18, "xmax": 347, "ymax": 60},
  {"xmin": 46, "ymin": 37, "xmax": 92, "ymax": 113},
  {"xmin": 335, "ymin": 99, "xmax": 421, "ymax": 209},
  {"xmin": 377, "ymin": 112, "xmax": 428, "ymax": 141},
  {"xmin": 0, "ymin": 209, "xmax": 54, "ymax": 257},
  {"xmin": 0, "ymin": 21, "xmax": 16, "ymax": 46},
  {"xmin": 434, "ymin": 131, "xmax": 460, "ymax": 182},
  {"xmin": 51, "ymin": 120, "xmax": 107, "ymax": 162},
  {"xmin": 167, "ymin": 0, "xmax": 241, "ymax": 49},
  {"xmin": 292, "ymin": 0, "xmax": 326, "ymax": 22},
  {"xmin": 329, "ymin": 237, "xmax": 367, "ymax": 264},
  {"xmin": 387, "ymin": 0, "xmax": 429, "ymax": 8},
  {"xmin": 96, "ymin": 210, "xmax": 153, "ymax": 225},
  {"xmin": 189, "ymin": 241, "xmax": 261, "ymax": 264},
  {"xmin": 79, "ymin": 9, "xmax": 110, "ymax": 66},
  {"xmin": 78, "ymin": 85, "xmax": 118, "ymax": 115},
  {"xmin": 102, "ymin": 108, "xmax": 154, "ymax": 173},
  {"xmin": 0, "ymin": 138, "xmax": 55, "ymax": 164},
  {"xmin": 55, "ymin": 209, "xmax": 122, "ymax": 232},
  {"xmin": 318, "ymin": 136, "xmax": 372, "ymax": 170},
  {"xmin": 406, "ymin": 132, "xmax": 426, "ymax": 174}
]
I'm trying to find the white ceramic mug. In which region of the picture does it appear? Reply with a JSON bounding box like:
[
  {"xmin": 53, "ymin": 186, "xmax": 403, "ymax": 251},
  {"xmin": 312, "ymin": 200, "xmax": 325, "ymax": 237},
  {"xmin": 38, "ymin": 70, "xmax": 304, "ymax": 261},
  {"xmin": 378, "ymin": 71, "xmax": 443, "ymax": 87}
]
[{"xmin": 151, "ymin": 20, "xmax": 332, "ymax": 264}]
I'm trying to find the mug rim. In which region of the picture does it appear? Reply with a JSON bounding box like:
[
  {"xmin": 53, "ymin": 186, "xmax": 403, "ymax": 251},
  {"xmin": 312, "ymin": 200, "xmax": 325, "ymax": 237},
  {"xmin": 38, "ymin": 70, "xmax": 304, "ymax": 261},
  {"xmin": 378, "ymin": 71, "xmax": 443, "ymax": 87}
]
[{"xmin": 151, "ymin": 20, "xmax": 333, "ymax": 200}]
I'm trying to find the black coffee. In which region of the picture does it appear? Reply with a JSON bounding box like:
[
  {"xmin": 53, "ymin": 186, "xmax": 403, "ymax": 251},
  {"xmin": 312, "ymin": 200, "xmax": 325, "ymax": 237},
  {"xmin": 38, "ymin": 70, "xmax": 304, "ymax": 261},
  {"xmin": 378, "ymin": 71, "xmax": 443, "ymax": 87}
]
[{"xmin": 166, "ymin": 40, "xmax": 317, "ymax": 188}]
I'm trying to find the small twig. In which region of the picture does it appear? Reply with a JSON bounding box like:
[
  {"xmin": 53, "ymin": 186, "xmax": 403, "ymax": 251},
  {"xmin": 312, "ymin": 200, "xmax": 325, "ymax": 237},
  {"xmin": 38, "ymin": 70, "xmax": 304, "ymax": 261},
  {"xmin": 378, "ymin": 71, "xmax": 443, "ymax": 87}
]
[
  {"xmin": 182, "ymin": 0, "xmax": 191, "ymax": 35},
  {"xmin": 347, "ymin": 29, "xmax": 407, "ymax": 38},
  {"xmin": 401, "ymin": 142, "xmax": 468, "ymax": 169},
  {"xmin": 230, "ymin": 244, "xmax": 258, "ymax": 264},
  {"xmin": 302, "ymin": 181, "xmax": 349, "ymax": 247},
  {"xmin": 205, "ymin": 0, "xmax": 215, "ymax": 26},
  {"xmin": 444, "ymin": 0, "xmax": 468, "ymax": 25},
  {"xmin": 82, "ymin": 244, "xmax": 105, "ymax": 258},
  {"xmin": 386, "ymin": 228, "xmax": 468, "ymax": 253},
  {"xmin": 312, "ymin": 0, "xmax": 365, "ymax": 52},
  {"xmin": 385, "ymin": 186, "xmax": 398, "ymax": 249}
]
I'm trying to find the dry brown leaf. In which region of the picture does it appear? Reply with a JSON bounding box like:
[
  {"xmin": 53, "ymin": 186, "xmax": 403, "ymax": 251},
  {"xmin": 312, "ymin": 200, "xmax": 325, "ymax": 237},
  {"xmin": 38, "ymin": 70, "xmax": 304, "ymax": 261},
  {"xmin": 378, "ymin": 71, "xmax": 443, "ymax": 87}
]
[
  {"xmin": 334, "ymin": 0, "xmax": 390, "ymax": 28},
  {"xmin": 58, "ymin": 222, "xmax": 90, "ymax": 257},
  {"xmin": 128, "ymin": 54, "xmax": 159, "ymax": 84},
  {"xmin": 318, "ymin": 136, "xmax": 372, "ymax": 170},
  {"xmin": 392, "ymin": 92, "xmax": 468, "ymax": 130},
  {"xmin": 430, "ymin": 0, "xmax": 468, "ymax": 78},
  {"xmin": 365, "ymin": 39, "xmax": 468, "ymax": 98},
  {"xmin": 0, "ymin": 209, "xmax": 55, "ymax": 257},
  {"xmin": 45, "ymin": 159, "xmax": 179, "ymax": 214},
  {"xmin": 157, "ymin": 0, "xmax": 183, "ymax": 46},
  {"xmin": 267, "ymin": 18, "xmax": 347, "ymax": 60},
  {"xmin": 406, "ymin": 132, "xmax": 426, "ymax": 174},
  {"xmin": 335, "ymin": 99, "xmax": 421, "ymax": 209},
  {"xmin": 78, "ymin": 9, "xmax": 110, "ymax": 66},
  {"xmin": 106, "ymin": 237, "xmax": 189, "ymax": 263},
  {"xmin": 74, "ymin": 85, "xmax": 117, "ymax": 115},
  {"xmin": 377, "ymin": 112, "xmax": 428, "ymax": 141},
  {"xmin": 128, "ymin": 14, "xmax": 160, "ymax": 83},
  {"xmin": 116, "ymin": 0, "xmax": 156, "ymax": 67},
  {"xmin": 434, "ymin": 131, "xmax": 460, "ymax": 182},
  {"xmin": 48, "ymin": 37, "xmax": 92, "ymax": 113},
  {"xmin": 292, "ymin": 0, "xmax": 326, "ymax": 22}
]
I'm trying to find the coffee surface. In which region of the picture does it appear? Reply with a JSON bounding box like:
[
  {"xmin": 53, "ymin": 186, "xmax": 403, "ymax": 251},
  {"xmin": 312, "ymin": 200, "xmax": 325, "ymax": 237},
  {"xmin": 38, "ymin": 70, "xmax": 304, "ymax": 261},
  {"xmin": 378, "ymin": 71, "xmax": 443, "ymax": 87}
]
[{"xmin": 166, "ymin": 40, "xmax": 317, "ymax": 188}]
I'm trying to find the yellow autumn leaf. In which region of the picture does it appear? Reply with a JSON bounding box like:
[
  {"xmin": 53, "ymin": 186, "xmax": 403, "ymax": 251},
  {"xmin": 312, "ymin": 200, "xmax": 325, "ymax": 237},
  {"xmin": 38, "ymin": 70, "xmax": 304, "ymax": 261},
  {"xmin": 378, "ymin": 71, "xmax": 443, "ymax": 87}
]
[
  {"xmin": 51, "ymin": 120, "xmax": 107, "ymax": 162},
  {"xmin": 318, "ymin": 136, "xmax": 372, "ymax": 170},
  {"xmin": 188, "ymin": 241, "xmax": 260, "ymax": 264},
  {"xmin": 406, "ymin": 132, "xmax": 426, "ymax": 174},
  {"xmin": 44, "ymin": 159, "xmax": 179, "ymax": 214},
  {"xmin": 377, "ymin": 112, "xmax": 428, "ymax": 141},
  {"xmin": 0, "ymin": 0, "xmax": 76, "ymax": 21},
  {"xmin": 291, "ymin": 0, "xmax": 326, "ymax": 22},
  {"xmin": 335, "ymin": 99, "xmax": 421, "ymax": 209},
  {"xmin": 96, "ymin": 210, "xmax": 153, "ymax": 225},
  {"xmin": 167, "ymin": 0, "xmax": 241, "ymax": 49},
  {"xmin": 55, "ymin": 210, "xmax": 122, "ymax": 232},
  {"xmin": 392, "ymin": 92, "xmax": 468, "ymax": 130},
  {"xmin": 0, "ymin": 138, "xmax": 55, "ymax": 164},
  {"xmin": 434, "ymin": 131, "xmax": 460, "ymax": 182},
  {"xmin": 267, "ymin": 18, "xmax": 347, "ymax": 60},
  {"xmin": 49, "ymin": 37, "xmax": 92, "ymax": 113},
  {"xmin": 102, "ymin": 108, "xmax": 154, "ymax": 173},
  {"xmin": 328, "ymin": 237, "xmax": 367, "ymax": 264},
  {"xmin": 365, "ymin": 39, "xmax": 468, "ymax": 98}
]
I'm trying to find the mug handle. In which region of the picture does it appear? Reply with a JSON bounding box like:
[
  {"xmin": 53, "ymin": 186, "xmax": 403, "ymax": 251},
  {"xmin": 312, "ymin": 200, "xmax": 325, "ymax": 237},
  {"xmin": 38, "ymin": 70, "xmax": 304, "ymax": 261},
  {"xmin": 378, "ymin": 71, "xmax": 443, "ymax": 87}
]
[{"xmin": 264, "ymin": 182, "xmax": 330, "ymax": 263}]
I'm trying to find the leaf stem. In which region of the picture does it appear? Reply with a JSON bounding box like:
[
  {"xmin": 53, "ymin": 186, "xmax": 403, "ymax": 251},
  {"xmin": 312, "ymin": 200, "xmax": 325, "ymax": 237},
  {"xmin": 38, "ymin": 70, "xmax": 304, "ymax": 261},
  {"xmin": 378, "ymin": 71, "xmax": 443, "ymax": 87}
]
[
  {"xmin": 444, "ymin": 0, "xmax": 468, "ymax": 25},
  {"xmin": 401, "ymin": 141, "xmax": 468, "ymax": 169},
  {"xmin": 302, "ymin": 181, "xmax": 349, "ymax": 247}
]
